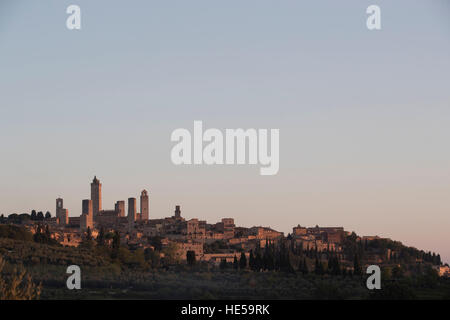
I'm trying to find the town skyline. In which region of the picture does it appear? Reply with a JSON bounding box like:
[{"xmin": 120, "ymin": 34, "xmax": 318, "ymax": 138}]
[{"xmin": 1, "ymin": 175, "xmax": 448, "ymax": 264}]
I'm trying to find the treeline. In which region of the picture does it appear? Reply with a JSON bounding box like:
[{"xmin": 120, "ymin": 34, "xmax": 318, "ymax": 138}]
[
  {"xmin": 217, "ymin": 240, "xmax": 354, "ymax": 276},
  {"xmin": 0, "ymin": 224, "xmax": 33, "ymax": 241},
  {"xmin": 0, "ymin": 210, "xmax": 52, "ymax": 224},
  {"xmin": 0, "ymin": 225, "xmax": 178, "ymax": 271},
  {"xmin": 216, "ymin": 236, "xmax": 442, "ymax": 279},
  {"xmin": 342, "ymin": 232, "xmax": 441, "ymax": 266},
  {"xmin": 78, "ymin": 228, "xmax": 181, "ymax": 270},
  {"xmin": 0, "ymin": 224, "xmax": 59, "ymax": 246}
]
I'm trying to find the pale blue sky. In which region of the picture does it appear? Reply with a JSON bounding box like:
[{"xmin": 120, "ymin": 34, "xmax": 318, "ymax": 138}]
[{"xmin": 0, "ymin": 1, "xmax": 449, "ymax": 262}]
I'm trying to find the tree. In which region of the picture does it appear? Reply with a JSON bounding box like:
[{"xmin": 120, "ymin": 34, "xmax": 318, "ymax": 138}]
[
  {"xmin": 45, "ymin": 211, "xmax": 51, "ymax": 219},
  {"xmin": 315, "ymin": 257, "xmax": 324, "ymax": 275},
  {"xmin": 162, "ymin": 242, "xmax": 179, "ymax": 265},
  {"xmin": 45, "ymin": 225, "xmax": 51, "ymax": 239},
  {"xmin": 342, "ymin": 267, "xmax": 347, "ymax": 277},
  {"xmin": 80, "ymin": 227, "xmax": 94, "ymax": 249},
  {"xmin": 239, "ymin": 252, "xmax": 247, "ymax": 270},
  {"xmin": 97, "ymin": 227, "xmax": 105, "ymax": 246},
  {"xmin": 328, "ymin": 256, "xmax": 341, "ymax": 276},
  {"xmin": 436, "ymin": 254, "xmax": 442, "ymax": 266},
  {"xmin": 144, "ymin": 248, "xmax": 161, "ymax": 269},
  {"xmin": 0, "ymin": 225, "xmax": 33, "ymax": 241},
  {"xmin": 0, "ymin": 257, "xmax": 41, "ymax": 300},
  {"xmin": 392, "ymin": 265, "xmax": 404, "ymax": 279},
  {"xmin": 220, "ymin": 258, "xmax": 227, "ymax": 270},
  {"xmin": 111, "ymin": 230, "xmax": 121, "ymax": 259},
  {"xmin": 19, "ymin": 213, "xmax": 31, "ymax": 222},
  {"xmin": 353, "ymin": 254, "xmax": 362, "ymax": 276},
  {"xmin": 86, "ymin": 227, "xmax": 93, "ymax": 241},
  {"xmin": 148, "ymin": 236, "xmax": 163, "ymax": 251},
  {"xmin": 112, "ymin": 231, "xmax": 120, "ymax": 248},
  {"xmin": 249, "ymin": 250, "xmax": 255, "ymax": 270},
  {"xmin": 255, "ymin": 251, "xmax": 262, "ymax": 271},
  {"xmin": 263, "ymin": 243, "xmax": 274, "ymax": 271},
  {"xmin": 33, "ymin": 224, "xmax": 57, "ymax": 245},
  {"xmin": 36, "ymin": 211, "xmax": 44, "ymax": 221},
  {"xmin": 186, "ymin": 251, "xmax": 196, "ymax": 266},
  {"xmin": 30, "ymin": 210, "xmax": 37, "ymax": 221},
  {"xmin": 299, "ymin": 258, "xmax": 308, "ymax": 275}
]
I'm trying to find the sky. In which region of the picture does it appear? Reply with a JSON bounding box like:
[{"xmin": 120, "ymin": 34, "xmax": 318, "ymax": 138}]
[{"xmin": 0, "ymin": 1, "xmax": 449, "ymax": 263}]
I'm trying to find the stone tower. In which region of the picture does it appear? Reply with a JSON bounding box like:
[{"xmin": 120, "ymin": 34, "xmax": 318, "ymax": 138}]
[
  {"xmin": 80, "ymin": 199, "xmax": 93, "ymax": 231},
  {"xmin": 90, "ymin": 176, "xmax": 102, "ymax": 220},
  {"xmin": 140, "ymin": 190, "xmax": 149, "ymax": 221},
  {"xmin": 128, "ymin": 197, "xmax": 136, "ymax": 223},
  {"xmin": 175, "ymin": 205, "xmax": 181, "ymax": 219},
  {"xmin": 56, "ymin": 198, "xmax": 63, "ymax": 214},
  {"xmin": 115, "ymin": 200, "xmax": 125, "ymax": 217},
  {"xmin": 56, "ymin": 198, "xmax": 68, "ymax": 226}
]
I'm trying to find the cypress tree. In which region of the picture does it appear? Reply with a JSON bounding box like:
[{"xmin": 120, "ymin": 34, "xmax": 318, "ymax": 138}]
[
  {"xmin": 233, "ymin": 256, "xmax": 239, "ymax": 270},
  {"xmin": 97, "ymin": 227, "xmax": 105, "ymax": 246},
  {"xmin": 220, "ymin": 258, "xmax": 227, "ymax": 270},
  {"xmin": 239, "ymin": 252, "xmax": 247, "ymax": 270},
  {"xmin": 353, "ymin": 254, "xmax": 362, "ymax": 276},
  {"xmin": 249, "ymin": 250, "xmax": 255, "ymax": 270}
]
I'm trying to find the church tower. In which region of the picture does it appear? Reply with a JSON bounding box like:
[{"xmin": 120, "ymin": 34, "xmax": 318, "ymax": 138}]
[
  {"xmin": 56, "ymin": 197, "xmax": 68, "ymax": 226},
  {"xmin": 174, "ymin": 205, "xmax": 181, "ymax": 219},
  {"xmin": 90, "ymin": 176, "xmax": 102, "ymax": 220}
]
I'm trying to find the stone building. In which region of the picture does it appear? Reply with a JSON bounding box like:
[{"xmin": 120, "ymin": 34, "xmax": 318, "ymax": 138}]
[
  {"xmin": 140, "ymin": 190, "xmax": 149, "ymax": 221},
  {"xmin": 128, "ymin": 197, "xmax": 136, "ymax": 223},
  {"xmin": 173, "ymin": 241, "xmax": 204, "ymax": 260},
  {"xmin": 68, "ymin": 216, "xmax": 81, "ymax": 228},
  {"xmin": 97, "ymin": 210, "xmax": 119, "ymax": 228},
  {"xmin": 90, "ymin": 176, "xmax": 102, "ymax": 220},
  {"xmin": 183, "ymin": 219, "xmax": 206, "ymax": 239},
  {"xmin": 215, "ymin": 218, "xmax": 235, "ymax": 232},
  {"xmin": 56, "ymin": 198, "xmax": 69, "ymax": 226},
  {"xmin": 115, "ymin": 200, "xmax": 125, "ymax": 217},
  {"xmin": 293, "ymin": 225, "xmax": 307, "ymax": 236},
  {"xmin": 174, "ymin": 205, "xmax": 181, "ymax": 219},
  {"xmin": 80, "ymin": 199, "xmax": 93, "ymax": 231},
  {"xmin": 307, "ymin": 226, "xmax": 345, "ymax": 244},
  {"xmin": 249, "ymin": 226, "xmax": 283, "ymax": 240}
]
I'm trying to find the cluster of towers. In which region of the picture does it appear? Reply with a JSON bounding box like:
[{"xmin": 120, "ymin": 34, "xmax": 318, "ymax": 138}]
[
  {"xmin": 125, "ymin": 190, "xmax": 149, "ymax": 222},
  {"xmin": 56, "ymin": 176, "xmax": 150, "ymax": 231},
  {"xmin": 90, "ymin": 176, "xmax": 149, "ymax": 225}
]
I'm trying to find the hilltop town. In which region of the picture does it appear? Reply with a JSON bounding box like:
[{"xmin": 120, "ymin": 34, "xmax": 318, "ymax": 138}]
[{"xmin": 1, "ymin": 176, "xmax": 447, "ymax": 279}]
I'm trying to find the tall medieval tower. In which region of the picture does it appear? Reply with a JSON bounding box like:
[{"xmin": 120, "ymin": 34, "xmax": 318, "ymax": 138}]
[
  {"xmin": 174, "ymin": 205, "xmax": 181, "ymax": 219},
  {"xmin": 115, "ymin": 200, "xmax": 126, "ymax": 217},
  {"xmin": 140, "ymin": 190, "xmax": 149, "ymax": 221},
  {"xmin": 80, "ymin": 199, "xmax": 93, "ymax": 231},
  {"xmin": 128, "ymin": 197, "xmax": 136, "ymax": 223},
  {"xmin": 90, "ymin": 176, "xmax": 102, "ymax": 220},
  {"xmin": 56, "ymin": 197, "xmax": 68, "ymax": 226}
]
